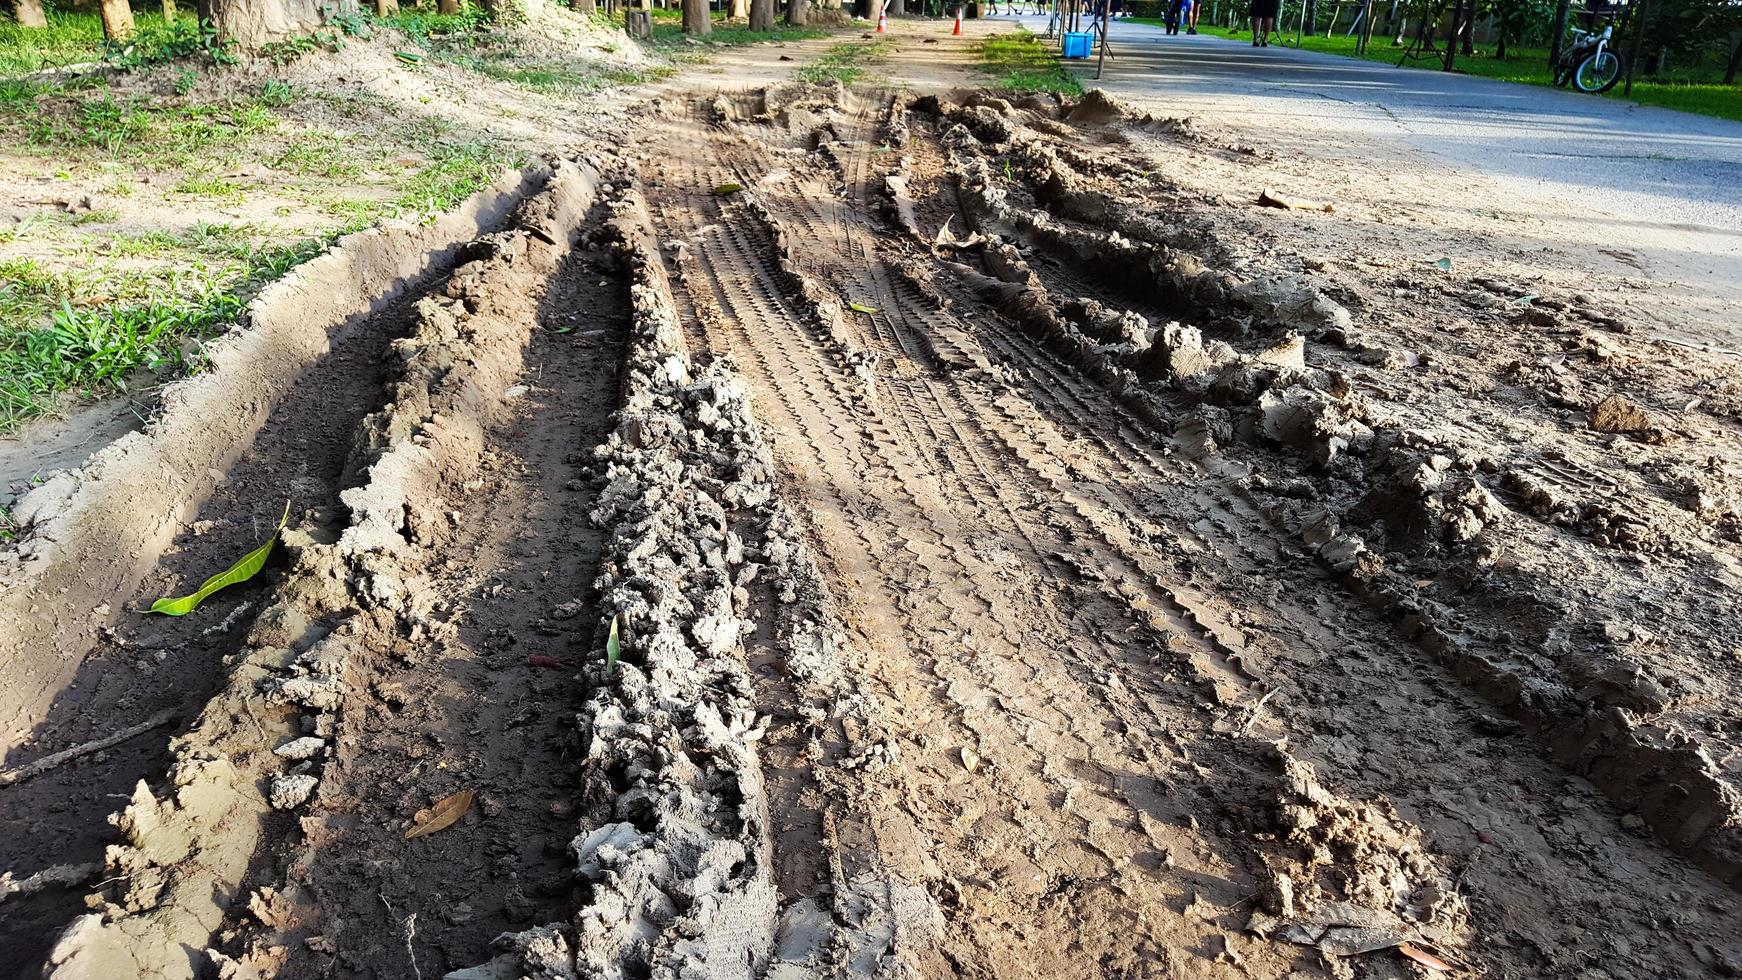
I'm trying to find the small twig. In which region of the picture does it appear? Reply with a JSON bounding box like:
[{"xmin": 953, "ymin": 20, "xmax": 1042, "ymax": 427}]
[
  {"xmin": 1652, "ymin": 335, "xmax": 1742, "ymax": 357},
  {"xmin": 0, "ymin": 708, "xmax": 178, "ymax": 788},
  {"xmin": 0, "ymin": 862, "xmax": 101, "ymax": 906},
  {"xmin": 403, "ymin": 912, "xmax": 422, "ymax": 980},
  {"xmin": 1236, "ymin": 689, "xmax": 1278, "ymax": 737},
  {"xmin": 380, "ymin": 892, "xmax": 421, "ymax": 980}
]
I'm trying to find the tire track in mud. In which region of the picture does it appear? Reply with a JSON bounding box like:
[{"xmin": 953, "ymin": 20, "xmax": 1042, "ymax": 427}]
[
  {"xmin": 901, "ymin": 95, "xmax": 1742, "ymax": 976},
  {"xmin": 664, "ymin": 85, "xmax": 1742, "ymax": 978},
  {"xmin": 232, "ymin": 244, "xmax": 630, "ymax": 979},
  {"xmin": 643, "ymin": 96, "xmax": 1442, "ymax": 978}
]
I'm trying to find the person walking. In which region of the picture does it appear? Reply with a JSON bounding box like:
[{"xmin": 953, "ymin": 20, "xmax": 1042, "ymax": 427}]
[
  {"xmin": 1165, "ymin": 0, "xmax": 1183, "ymax": 33},
  {"xmin": 1248, "ymin": 0, "xmax": 1278, "ymax": 44}
]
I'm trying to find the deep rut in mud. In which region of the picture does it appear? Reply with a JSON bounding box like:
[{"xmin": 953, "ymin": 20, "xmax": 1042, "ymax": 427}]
[
  {"xmin": 5, "ymin": 81, "xmax": 1742, "ymax": 980},
  {"xmin": 0, "ymin": 263, "xmax": 440, "ymax": 975},
  {"xmin": 239, "ymin": 248, "xmax": 630, "ymax": 979}
]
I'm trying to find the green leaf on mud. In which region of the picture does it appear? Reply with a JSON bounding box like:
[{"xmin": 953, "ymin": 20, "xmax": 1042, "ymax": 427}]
[
  {"xmin": 394, "ymin": 50, "xmax": 424, "ymax": 65},
  {"xmin": 146, "ymin": 501, "xmax": 289, "ymax": 616},
  {"xmin": 848, "ymin": 302, "xmax": 880, "ymax": 314},
  {"xmin": 714, "ymin": 183, "xmax": 743, "ymax": 196},
  {"xmin": 605, "ymin": 614, "xmax": 621, "ymax": 674}
]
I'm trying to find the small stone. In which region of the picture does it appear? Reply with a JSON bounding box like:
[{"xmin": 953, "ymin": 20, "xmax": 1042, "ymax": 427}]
[
  {"xmin": 1621, "ymin": 813, "xmax": 1647, "ymax": 831},
  {"xmin": 270, "ymin": 774, "xmax": 319, "ymax": 810},
  {"xmin": 274, "ymin": 736, "xmax": 326, "ymax": 760}
]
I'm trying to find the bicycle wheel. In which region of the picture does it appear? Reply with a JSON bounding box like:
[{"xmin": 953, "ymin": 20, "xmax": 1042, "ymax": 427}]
[{"xmin": 1575, "ymin": 51, "xmax": 1622, "ymax": 93}]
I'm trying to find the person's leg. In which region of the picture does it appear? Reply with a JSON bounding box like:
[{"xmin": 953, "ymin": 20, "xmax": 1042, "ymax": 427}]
[{"xmin": 1250, "ymin": 14, "xmax": 1259, "ymax": 41}]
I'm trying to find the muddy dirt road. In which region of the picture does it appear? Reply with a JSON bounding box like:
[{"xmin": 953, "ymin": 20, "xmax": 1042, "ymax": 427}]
[{"xmin": 3, "ymin": 70, "xmax": 1741, "ymax": 980}]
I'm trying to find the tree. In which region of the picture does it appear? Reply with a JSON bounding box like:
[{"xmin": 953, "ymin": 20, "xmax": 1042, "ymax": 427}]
[
  {"xmin": 1304, "ymin": 0, "xmax": 1317, "ymax": 34},
  {"xmin": 728, "ymin": 0, "xmax": 748, "ymax": 17},
  {"xmin": 750, "ymin": 0, "xmax": 774, "ymax": 28},
  {"xmin": 574, "ymin": 0, "xmax": 598, "ymax": 16},
  {"xmin": 683, "ymin": 0, "xmax": 710, "ymax": 31},
  {"xmin": 1727, "ymin": 32, "xmax": 1741, "ymax": 84},
  {"xmin": 376, "ymin": 0, "xmax": 399, "ymax": 15},
  {"xmin": 11, "ymin": 0, "xmax": 48, "ymax": 28},
  {"xmin": 786, "ymin": 0, "xmax": 804, "ymax": 24},
  {"xmin": 100, "ymin": 0, "xmax": 135, "ymax": 39},
  {"xmin": 198, "ymin": 0, "xmax": 361, "ymax": 48}
]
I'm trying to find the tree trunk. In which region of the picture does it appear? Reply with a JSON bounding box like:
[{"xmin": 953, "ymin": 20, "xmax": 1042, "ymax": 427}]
[
  {"xmin": 440, "ymin": 0, "xmax": 458, "ymax": 12},
  {"xmin": 483, "ymin": 0, "xmax": 529, "ymax": 21},
  {"xmin": 749, "ymin": 0, "xmax": 773, "ymax": 28},
  {"xmin": 1303, "ymin": 0, "xmax": 1315, "ymax": 35},
  {"xmin": 1547, "ymin": 0, "xmax": 1571, "ymax": 65},
  {"xmin": 13, "ymin": 0, "xmax": 48, "ymax": 28},
  {"xmin": 1726, "ymin": 33, "xmax": 1742, "ymax": 85},
  {"xmin": 161, "ymin": 0, "xmax": 176, "ymax": 23},
  {"xmin": 728, "ymin": 0, "xmax": 747, "ymax": 18},
  {"xmin": 573, "ymin": 0, "xmax": 597, "ymax": 15},
  {"xmin": 100, "ymin": 0, "xmax": 136, "ymax": 39},
  {"xmin": 785, "ymin": 0, "xmax": 803, "ymax": 24},
  {"xmin": 375, "ymin": 0, "xmax": 398, "ymax": 14},
  {"xmin": 682, "ymin": 0, "xmax": 710, "ymax": 31}
]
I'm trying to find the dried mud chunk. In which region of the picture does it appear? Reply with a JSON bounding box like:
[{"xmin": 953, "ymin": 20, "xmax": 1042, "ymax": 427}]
[
  {"xmin": 1590, "ymin": 392, "xmax": 1651, "ymax": 433},
  {"xmin": 1257, "ymin": 385, "xmax": 1373, "ymax": 465},
  {"xmin": 1249, "ymin": 752, "xmax": 1469, "ymax": 948},
  {"xmin": 1063, "ymin": 89, "xmax": 1137, "ymax": 126},
  {"xmin": 1231, "ymin": 275, "xmax": 1353, "ymax": 333}
]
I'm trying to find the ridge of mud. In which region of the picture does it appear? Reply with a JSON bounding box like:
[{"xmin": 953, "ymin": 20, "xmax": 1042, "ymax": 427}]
[
  {"xmin": 455, "ymin": 187, "xmax": 780, "ymax": 978},
  {"xmin": 34, "ymin": 161, "xmax": 600, "ymax": 980},
  {"xmin": 915, "ymin": 93, "xmax": 1742, "ymax": 887},
  {"xmin": 0, "ymin": 166, "xmax": 548, "ymax": 750}
]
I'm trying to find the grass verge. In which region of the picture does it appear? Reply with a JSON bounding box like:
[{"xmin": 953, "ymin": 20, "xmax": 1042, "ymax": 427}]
[
  {"xmin": 1134, "ymin": 21, "xmax": 1742, "ymax": 122},
  {"xmin": 797, "ymin": 36, "xmax": 891, "ymax": 85},
  {"xmin": 978, "ymin": 29, "xmax": 1083, "ymax": 95}
]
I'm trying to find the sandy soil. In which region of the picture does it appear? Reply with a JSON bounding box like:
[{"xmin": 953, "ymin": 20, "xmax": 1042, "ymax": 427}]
[{"xmin": 1, "ymin": 17, "xmax": 1739, "ymax": 980}]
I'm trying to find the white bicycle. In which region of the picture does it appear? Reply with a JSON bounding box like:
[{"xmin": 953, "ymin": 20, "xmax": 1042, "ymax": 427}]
[{"xmin": 1554, "ymin": 23, "xmax": 1624, "ymax": 94}]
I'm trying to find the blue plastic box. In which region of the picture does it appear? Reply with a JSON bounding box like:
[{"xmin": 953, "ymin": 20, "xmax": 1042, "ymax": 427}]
[{"xmin": 1062, "ymin": 31, "xmax": 1094, "ymax": 59}]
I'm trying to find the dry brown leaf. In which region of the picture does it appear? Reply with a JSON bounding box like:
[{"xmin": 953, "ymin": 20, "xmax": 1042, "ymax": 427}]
[
  {"xmin": 404, "ymin": 789, "xmax": 474, "ymax": 839},
  {"xmin": 1398, "ymin": 943, "xmax": 1454, "ymax": 973}
]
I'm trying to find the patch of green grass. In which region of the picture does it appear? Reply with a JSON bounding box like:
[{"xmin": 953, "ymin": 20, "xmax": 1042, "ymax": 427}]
[
  {"xmin": 395, "ymin": 138, "xmax": 525, "ymax": 217},
  {"xmin": 173, "ymin": 173, "xmax": 242, "ymax": 198},
  {"xmin": 0, "ymin": 10, "xmax": 105, "ymax": 74},
  {"xmin": 274, "ymin": 132, "xmax": 365, "ymax": 179},
  {"xmin": 797, "ymin": 37, "xmax": 891, "ymax": 86},
  {"xmin": 1154, "ymin": 22, "xmax": 1742, "ymax": 122},
  {"xmin": 648, "ymin": 20, "xmax": 827, "ymax": 50},
  {"xmin": 4, "ymin": 86, "xmax": 283, "ymax": 168},
  {"xmin": 0, "ymin": 228, "xmax": 340, "ymax": 429},
  {"xmin": 979, "ymin": 30, "xmax": 1082, "ymax": 95}
]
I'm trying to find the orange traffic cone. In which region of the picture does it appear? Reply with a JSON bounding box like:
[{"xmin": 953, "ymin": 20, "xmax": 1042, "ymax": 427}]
[
  {"xmin": 876, "ymin": 0, "xmax": 887, "ymax": 31},
  {"xmin": 952, "ymin": 4, "xmax": 962, "ymax": 33}
]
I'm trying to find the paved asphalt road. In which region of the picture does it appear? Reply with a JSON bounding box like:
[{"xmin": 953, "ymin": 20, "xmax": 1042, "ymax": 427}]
[{"xmin": 992, "ymin": 14, "xmax": 1742, "ymax": 300}]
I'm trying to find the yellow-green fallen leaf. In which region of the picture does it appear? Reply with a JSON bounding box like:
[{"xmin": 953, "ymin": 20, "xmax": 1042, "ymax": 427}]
[
  {"xmin": 848, "ymin": 302, "xmax": 880, "ymax": 314},
  {"xmin": 147, "ymin": 501, "xmax": 289, "ymax": 616},
  {"xmin": 714, "ymin": 182, "xmax": 743, "ymax": 196},
  {"xmin": 405, "ymin": 788, "xmax": 474, "ymax": 839},
  {"xmin": 605, "ymin": 614, "xmax": 621, "ymax": 675},
  {"xmin": 394, "ymin": 50, "xmax": 424, "ymax": 65}
]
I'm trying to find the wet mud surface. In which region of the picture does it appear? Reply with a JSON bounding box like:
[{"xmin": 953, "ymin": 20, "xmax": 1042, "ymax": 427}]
[{"xmin": 2, "ymin": 83, "xmax": 1741, "ymax": 980}]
